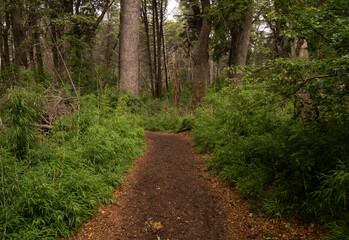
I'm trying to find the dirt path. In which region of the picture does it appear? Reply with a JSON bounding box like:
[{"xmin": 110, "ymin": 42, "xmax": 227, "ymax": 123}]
[{"xmin": 71, "ymin": 132, "xmax": 323, "ymax": 240}]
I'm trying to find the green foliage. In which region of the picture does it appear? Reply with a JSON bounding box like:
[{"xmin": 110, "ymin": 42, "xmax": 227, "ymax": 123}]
[
  {"xmin": 139, "ymin": 98, "xmax": 194, "ymax": 133},
  {"xmin": 324, "ymin": 220, "xmax": 349, "ymax": 240},
  {"xmin": 212, "ymin": 76, "xmax": 232, "ymax": 92},
  {"xmin": 312, "ymin": 161, "xmax": 349, "ymax": 216},
  {"xmin": 1, "ymin": 87, "xmax": 44, "ymax": 158},
  {"xmin": 0, "ymin": 67, "xmax": 51, "ymax": 94},
  {"xmin": 192, "ymin": 68, "xmax": 349, "ymax": 237},
  {"xmin": 193, "ymin": 86, "xmax": 288, "ymax": 198},
  {"xmin": 207, "ymin": 0, "xmax": 252, "ymax": 61},
  {"xmin": 274, "ymin": 0, "xmax": 349, "ymax": 54},
  {"xmin": 0, "ymin": 90, "xmax": 145, "ymax": 239}
]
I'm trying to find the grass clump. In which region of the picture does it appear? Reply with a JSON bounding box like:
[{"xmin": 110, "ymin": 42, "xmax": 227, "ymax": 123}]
[{"xmin": 0, "ymin": 87, "xmax": 145, "ymax": 239}]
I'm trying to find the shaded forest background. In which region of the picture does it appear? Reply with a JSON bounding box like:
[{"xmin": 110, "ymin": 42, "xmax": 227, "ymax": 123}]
[{"xmin": 0, "ymin": 0, "xmax": 348, "ymax": 239}]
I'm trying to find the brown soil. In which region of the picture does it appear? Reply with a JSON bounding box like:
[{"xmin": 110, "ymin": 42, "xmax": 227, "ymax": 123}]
[{"xmin": 69, "ymin": 132, "xmax": 324, "ymax": 240}]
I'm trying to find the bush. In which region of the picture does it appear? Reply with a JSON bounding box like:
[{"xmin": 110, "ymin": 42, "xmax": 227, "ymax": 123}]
[{"xmin": 192, "ymin": 78, "xmax": 349, "ymax": 238}]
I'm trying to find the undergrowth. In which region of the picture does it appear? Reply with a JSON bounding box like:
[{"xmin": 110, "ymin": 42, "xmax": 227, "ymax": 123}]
[
  {"xmin": 139, "ymin": 97, "xmax": 194, "ymax": 133},
  {"xmin": 192, "ymin": 68, "xmax": 349, "ymax": 239},
  {"xmin": 0, "ymin": 87, "xmax": 145, "ymax": 239}
]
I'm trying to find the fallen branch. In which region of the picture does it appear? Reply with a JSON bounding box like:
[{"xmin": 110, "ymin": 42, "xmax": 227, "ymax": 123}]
[
  {"xmin": 31, "ymin": 123, "xmax": 54, "ymax": 129},
  {"xmin": 0, "ymin": 121, "xmax": 53, "ymax": 129}
]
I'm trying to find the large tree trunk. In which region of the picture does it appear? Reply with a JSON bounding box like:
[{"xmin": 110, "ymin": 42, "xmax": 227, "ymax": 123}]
[
  {"xmin": 191, "ymin": 0, "xmax": 211, "ymax": 109},
  {"xmin": 142, "ymin": 0, "xmax": 155, "ymax": 96},
  {"xmin": 290, "ymin": 39, "xmax": 314, "ymax": 120},
  {"xmin": 119, "ymin": 0, "xmax": 141, "ymax": 95},
  {"xmin": 154, "ymin": 0, "xmax": 162, "ymax": 98},
  {"xmin": 11, "ymin": 4, "xmax": 28, "ymax": 68},
  {"xmin": 152, "ymin": 0, "xmax": 158, "ymax": 97},
  {"xmin": 161, "ymin": 0, "xmax": 169, "ymax": 93},
  {"xmin": 273, "ymin": 3, "xmax": 289, "ymax": 58},
  {"xmin": 228, "ymin": 9, "xmax": 252, "ymax": 85}
]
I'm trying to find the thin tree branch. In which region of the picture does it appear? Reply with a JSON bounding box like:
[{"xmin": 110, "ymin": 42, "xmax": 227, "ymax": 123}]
[
  {"xmin": 274, "ymin": 75, "xmax": 338, "ymax": 109},
  {"xmin": 95, "ymin": 0, "xmax": 116, "ymax": 28}
]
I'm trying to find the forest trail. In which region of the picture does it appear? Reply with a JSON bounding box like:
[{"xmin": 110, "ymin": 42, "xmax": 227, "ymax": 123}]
[{"xmin": 71, "ymin": 132, "xmax": 322, "ymax": 240}]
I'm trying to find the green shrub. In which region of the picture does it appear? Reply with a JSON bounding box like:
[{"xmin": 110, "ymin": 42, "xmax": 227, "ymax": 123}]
[{"xmin": 192, "ymin": 78, "xmax": 349, "ymax": 238}]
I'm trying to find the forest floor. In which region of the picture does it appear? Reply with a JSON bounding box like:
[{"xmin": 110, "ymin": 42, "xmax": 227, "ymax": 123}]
[{"xmin": 69, "ymin": 132, "xmax": 324, "ymax": 240}]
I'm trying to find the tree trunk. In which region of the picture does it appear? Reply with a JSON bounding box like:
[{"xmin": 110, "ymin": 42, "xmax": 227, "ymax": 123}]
[
  {"xmin": 50, "ymin": 22, "xmax": 65, "ymax": 78},
  {"xmin": 105, "ymin": 10, "xmax": 113, "ymax": 69},
  {"xmin": 142, "ymin": 0, "xmax": 155, "ymax": 97},
  {"xmin": 119, "ymin": 0, "xmax": 141, "ymax": 95},
  {"xmin": 0, "ymin": 19, "xmax": 4, "ymax": 72},
  {"xmin": 154, "ymin": 0, "xmax": 162, "ymax": 98},
  {"xmin": 28, "ymin": 10, "xmax": 42, "ymax": 77},
  {"xmin": 75, "ymin": 0, "xmax": 81, "ymax": 15},
  {"xmin": 228, "ymin": 10, "xmax": 252, "ymax": 85},
  {"xmin": 290, "ymin": 39, "xmax": 309, "ymax": 60},
  {"xmin": 273, "ymin": 4, "xmax": 288, "ymax": 58},
  {"xmin": 209, "ymin": 59, "xmax": 214, "ymax": 85},
  {"xmin": 161, "ymin": 0, "xmax": 169, "ymax": 93},
  {"xmin": 11, "ymin": 4, "xmax": 28, "ymax": 68},
  {"xmin": 173, "ymin": 53, "xmax": 181, "ymax": 108},
  {"xmin": 152, "ymin": 0, "xmax": 158, "ymax": 97},
  {"xmin": 34, "ymin": 28, "xmax": 43, "ymax": 69},
  {"xmin": 191, "ymin": 0, "xmax": 211, "ymax": 109},
  {"xmin": 2, "ymin": 13, "xmax": 11, "ymax": 67}
]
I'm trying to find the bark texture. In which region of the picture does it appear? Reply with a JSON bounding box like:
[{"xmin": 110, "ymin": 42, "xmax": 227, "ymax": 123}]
[
  {"xmin": 291, "ymin": 39, "xmax": 309, "ymax": 60},
  {"xmin": 228, "ymin": 10, "xmax": 253, "ymax": 84},
  {"xmin": 0, "ymin": 20, "xmax": 4, "ymax": 71},
  {"xmin": 191, "ymin": 0, "xmax": 211, "ymax": 109},
  {"xmin": 11, "ymin": 4, "xmax": 28, "ymax": 67},
  {"xmin": 141, "ymin": 0, "xmax": 155, "ymax": 96},
  {"xmin": 172, "ymin": 53, "xmax": 181, "ymax": 108},
  {"xmin": 2, "ymin": 13, "xmax": 11, "ymax": 67},
  {"xmin": 119, "ymin": 0, "xmax": 141, "ymax": 96},
  {"xmin": 104, "ymin": 10, "xmax": 114, "ymax": 69}
]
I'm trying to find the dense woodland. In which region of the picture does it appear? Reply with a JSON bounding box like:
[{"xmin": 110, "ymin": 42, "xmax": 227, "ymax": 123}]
[{"xmin": 0, "ymin": 0, "xmax": 348, "ymax": 239}]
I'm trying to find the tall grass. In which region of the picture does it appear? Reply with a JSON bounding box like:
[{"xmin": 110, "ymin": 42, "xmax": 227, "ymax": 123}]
[{"xmin": 0, "ymin": 87, "xmax": 145, "ymax": 239}]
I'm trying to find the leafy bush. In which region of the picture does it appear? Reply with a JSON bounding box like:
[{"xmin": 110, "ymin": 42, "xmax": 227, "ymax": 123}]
[
  {"xmin": 0, "ymin": 88, "xmax": 145, "ymax": 239},
  {"xmin": 193, "ymin": 71, "xmax": 349, "ymax": 238},
  {"xmin": 193, "ymin": 87, "xmax": 289, "ymax": 198}
]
